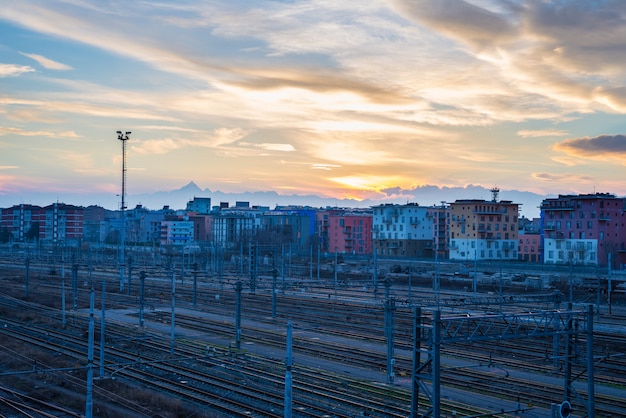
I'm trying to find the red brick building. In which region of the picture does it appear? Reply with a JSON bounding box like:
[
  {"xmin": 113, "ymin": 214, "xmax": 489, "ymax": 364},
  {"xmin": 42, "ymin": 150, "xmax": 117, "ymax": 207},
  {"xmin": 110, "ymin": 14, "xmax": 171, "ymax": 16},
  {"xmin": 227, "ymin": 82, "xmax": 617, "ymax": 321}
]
[{"xmin": 0, "ymin": 203, "xmax": 83, "ymax": 244}]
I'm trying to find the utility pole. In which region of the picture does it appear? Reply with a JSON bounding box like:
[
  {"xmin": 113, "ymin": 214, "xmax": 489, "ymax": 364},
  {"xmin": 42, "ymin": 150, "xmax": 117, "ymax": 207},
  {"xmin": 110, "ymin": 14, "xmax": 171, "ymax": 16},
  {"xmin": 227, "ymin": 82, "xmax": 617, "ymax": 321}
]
[
  {"xmin": 284, "ymin": 321, "xmax": 293, "ymax": 418},
  {"xmin": 170, "ymin": 270, "xmax": 176, "ymax": 355},
  {"xmin": 117, "ymin": 131, "xmax": 131, "ymax": 292},
  {"xmin": 385, "ymin": 297, "xmax": 396, "ymax": 384},
  {"xmin": 85, "ymin": 288, "xmax": 95, "ymax": 418},
  {"xmin": 99, "ymin": 278, "xmax": 106, "ymax": 378},
  {"xmin": 139, "ymin": 271, "xmax": 145, "ymax": 327},
  {"xmin": 24, "ymin": 257, "xmax": 30, "ymax": 298},
  {"xmin": 235, "ymin": 281, "xmax": 242, "ymax": 349}
]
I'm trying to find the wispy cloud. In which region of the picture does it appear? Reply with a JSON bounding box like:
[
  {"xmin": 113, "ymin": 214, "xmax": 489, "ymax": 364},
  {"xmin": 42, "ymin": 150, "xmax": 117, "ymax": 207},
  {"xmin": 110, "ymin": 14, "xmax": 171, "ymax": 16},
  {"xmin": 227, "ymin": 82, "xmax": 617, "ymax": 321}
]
[
  {"xmin": 131, "ymin": 128, "xmax": 250, "ymax": 155},
  {"xmin": 0, "ymin": 63, "xmax": 35, "ymax": 77},
  {"xmin": 1, "ymin": 1, "xmax": 626, "ymax": 207},
  {"xmin": 518, "ymin": 129, "xmax": 568, "ymax": 138},
  {"xmin": 312, "ymin": 163, "xmax": 341, "ymax": 171},
  {"xmin": 241, "ymin": 142, "xmax": 296, "ymax": 152},
  {"xmin": 532, "ymin": 172, "xmax": 594, "ymax": 183},
  {"xmin": 0, "ymin": 126, "xmax": 80, "ymax": 138},
  {"xmin": 19, "ymin": 52, "xmax": 72, "ymax": 70}
]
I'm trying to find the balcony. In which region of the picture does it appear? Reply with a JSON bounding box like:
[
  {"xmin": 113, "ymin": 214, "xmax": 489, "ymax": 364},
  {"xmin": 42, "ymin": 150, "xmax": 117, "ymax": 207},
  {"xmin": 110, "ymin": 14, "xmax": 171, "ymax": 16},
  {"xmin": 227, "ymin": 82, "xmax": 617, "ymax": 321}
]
[
  {"xmin": 540, "ymin": 202, "xmax": 575, "ymax": 211},
  {"xmin": 472, "ymin": 208, "xmax": 507, "ymax": 214}
]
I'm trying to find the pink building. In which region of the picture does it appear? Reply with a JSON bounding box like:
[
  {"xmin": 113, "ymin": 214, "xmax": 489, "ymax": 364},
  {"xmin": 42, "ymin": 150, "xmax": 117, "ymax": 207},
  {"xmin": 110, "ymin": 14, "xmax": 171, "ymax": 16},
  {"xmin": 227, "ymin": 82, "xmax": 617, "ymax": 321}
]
[
  {"xmin": 326, "ymin": 209, "xmax": 372, "ymax": 255},
  {"xmin": 518, "ymin": 232, "xmax": 541, "ymax": 262},
  {"xmin": 541, "ymin": 193, "xmax": 626, "ymax": 268}
]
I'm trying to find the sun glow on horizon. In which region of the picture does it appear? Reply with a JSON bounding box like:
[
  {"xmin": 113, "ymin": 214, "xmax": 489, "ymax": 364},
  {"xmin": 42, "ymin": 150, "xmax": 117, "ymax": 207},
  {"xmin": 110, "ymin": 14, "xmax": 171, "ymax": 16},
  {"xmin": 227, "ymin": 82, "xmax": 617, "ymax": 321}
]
[{"xmin": 329, "ymin": 175, "xmax": 414, "ymax": 193}]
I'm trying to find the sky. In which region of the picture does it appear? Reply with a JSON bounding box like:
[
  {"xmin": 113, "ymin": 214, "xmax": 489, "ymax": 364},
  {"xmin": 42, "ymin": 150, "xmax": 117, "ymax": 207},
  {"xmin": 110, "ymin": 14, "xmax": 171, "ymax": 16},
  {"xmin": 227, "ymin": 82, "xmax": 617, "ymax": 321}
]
[{"xmin": 2, "ymin": 0, "xmax": 626, "ymax": 216}]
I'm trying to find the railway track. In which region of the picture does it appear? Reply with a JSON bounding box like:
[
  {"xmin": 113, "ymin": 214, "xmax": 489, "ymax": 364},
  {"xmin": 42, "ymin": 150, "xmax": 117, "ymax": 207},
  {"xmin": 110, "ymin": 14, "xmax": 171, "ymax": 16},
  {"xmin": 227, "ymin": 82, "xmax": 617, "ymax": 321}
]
[{"xmin": 2, "ymin": 261, "xmax": 626, "ymax": 416}]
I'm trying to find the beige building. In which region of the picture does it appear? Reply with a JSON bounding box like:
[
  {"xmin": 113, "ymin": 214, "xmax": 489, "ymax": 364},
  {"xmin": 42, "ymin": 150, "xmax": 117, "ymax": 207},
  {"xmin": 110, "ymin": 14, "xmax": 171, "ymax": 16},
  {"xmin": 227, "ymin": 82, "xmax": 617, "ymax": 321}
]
[{"xmin": 448, "ymin": 192, "xmax": 519, "ymax": 262}]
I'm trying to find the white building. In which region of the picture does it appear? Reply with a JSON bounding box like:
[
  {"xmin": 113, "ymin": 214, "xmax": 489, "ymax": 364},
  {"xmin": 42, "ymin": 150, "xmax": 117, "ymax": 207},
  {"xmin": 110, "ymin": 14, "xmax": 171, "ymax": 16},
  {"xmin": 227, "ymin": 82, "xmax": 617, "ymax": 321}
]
[
  {"xmin": 160, "ymin": 220, "xmax": 194, "ymax": 245},
  {"xmin": 371, "ymin": 203, "xmax": 436, "ymax": 257}
]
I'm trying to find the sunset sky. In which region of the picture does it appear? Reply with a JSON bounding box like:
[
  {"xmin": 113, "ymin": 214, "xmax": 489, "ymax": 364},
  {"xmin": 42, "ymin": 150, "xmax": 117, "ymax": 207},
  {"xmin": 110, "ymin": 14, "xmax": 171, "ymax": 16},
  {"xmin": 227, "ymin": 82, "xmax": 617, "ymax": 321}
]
[{"xmin": 2, "ymin": 1, "xmax": 626, "ymax": 212}]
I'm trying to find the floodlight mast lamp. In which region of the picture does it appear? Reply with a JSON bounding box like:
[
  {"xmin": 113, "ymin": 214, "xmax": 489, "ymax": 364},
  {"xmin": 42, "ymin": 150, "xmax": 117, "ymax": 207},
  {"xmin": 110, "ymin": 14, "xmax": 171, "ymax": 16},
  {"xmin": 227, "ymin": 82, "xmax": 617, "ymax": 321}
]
[{"xmin": 117, "ymin": 131, "xmax": 131, "ymax": 292}]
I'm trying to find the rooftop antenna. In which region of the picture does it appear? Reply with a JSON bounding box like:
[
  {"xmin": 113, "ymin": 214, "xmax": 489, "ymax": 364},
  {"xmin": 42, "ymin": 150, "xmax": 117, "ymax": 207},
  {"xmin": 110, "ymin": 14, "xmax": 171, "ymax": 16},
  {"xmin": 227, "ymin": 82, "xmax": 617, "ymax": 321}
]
[
  {"xmin": 117, "ymin": 131, "xmax": 131, "ymax": 292},
  {"xmin": 490, "ymin": 187, "xmax": 499, "ymax": 203}
]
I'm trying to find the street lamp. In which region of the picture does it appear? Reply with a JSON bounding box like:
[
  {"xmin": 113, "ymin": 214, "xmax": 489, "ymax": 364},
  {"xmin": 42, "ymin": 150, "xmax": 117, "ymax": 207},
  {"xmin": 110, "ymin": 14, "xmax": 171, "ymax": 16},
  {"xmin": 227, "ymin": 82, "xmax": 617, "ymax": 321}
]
[{"xmin": 117, "ymin": 131, "xmax": 131, "ymax": 292}]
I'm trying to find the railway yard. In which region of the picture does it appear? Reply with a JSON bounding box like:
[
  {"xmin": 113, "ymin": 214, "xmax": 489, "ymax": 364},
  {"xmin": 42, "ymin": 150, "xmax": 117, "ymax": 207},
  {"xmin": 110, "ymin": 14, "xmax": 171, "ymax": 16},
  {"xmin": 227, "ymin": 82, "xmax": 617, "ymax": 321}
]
[{"xmin": 1, "ymin": 246, "xmax": 626, "ymax": 417}]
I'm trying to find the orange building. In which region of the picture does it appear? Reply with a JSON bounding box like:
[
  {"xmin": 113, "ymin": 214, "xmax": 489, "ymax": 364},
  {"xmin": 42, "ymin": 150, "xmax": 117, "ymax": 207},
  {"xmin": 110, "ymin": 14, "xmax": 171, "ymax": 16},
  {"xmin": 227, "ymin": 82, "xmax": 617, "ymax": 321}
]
[{"xmin": 448, "ymin": 192, "xmax": 519, "ymax": 262}]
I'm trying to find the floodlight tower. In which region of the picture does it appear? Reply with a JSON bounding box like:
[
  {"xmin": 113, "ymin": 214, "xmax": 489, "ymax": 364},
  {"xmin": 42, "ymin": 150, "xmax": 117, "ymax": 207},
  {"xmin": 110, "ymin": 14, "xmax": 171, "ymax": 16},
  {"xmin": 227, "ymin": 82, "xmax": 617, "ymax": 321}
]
[{"xmin": 117, "ymin": 131, "xmax": 131, "ymax": 292}]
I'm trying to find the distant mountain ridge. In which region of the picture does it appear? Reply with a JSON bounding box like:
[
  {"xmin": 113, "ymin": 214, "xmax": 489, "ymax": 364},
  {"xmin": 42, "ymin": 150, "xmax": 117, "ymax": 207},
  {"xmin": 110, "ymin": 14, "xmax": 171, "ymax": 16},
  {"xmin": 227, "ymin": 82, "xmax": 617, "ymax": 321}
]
[{"xmin": 0, "ymin": 181, "xmax": 555, "ymax": 218}]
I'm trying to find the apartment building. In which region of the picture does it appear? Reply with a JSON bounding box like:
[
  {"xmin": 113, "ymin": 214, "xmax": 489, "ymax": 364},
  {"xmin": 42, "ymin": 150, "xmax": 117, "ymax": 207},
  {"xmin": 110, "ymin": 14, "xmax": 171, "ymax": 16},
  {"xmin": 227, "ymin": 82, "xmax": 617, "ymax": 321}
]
[
  {"xmin": 1, "ymin": 204, "xmax": 45, "ymax": 242},
  {"xmin": 518, "ymin": 232, "xmax": 541, "ymax": 262},
  {"xmin": 0, "ymin": 203, "xmax": 83, "ymax": 244},
  {"xmin": 212, "ymin": 203, "xmax": 264, "ymax": 248},
  {"xmin": 448, "ymin": 193, "xmax": 519, "ymax": 262},
  {"xmin": 371, "ymin": 203, "xmax": 436, "ymax": 257},
  {"xmin": 260, "ymin": 207, "xmax": 316, "ymax": 253},
  {"xmin": 160, "ymin": 219, "xmax": 194, "ymax": 246},
  {"xmin": 541, "ymin": 193, "xmax": 626, "ymax": 267},
  {"xmin": 186, "ymin": 197, "xmax": 211, "ymax": 214},
  {"xmin": 315, "ymin": 208, "xmax": 343, "ymax": 253},
  {"xmin": 432, "ymin": 204, "xmax": 449, "ymax": 259},
  {"xmin": 326, "ymin": 209, "xmax": 372, "ymax": 255}
]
